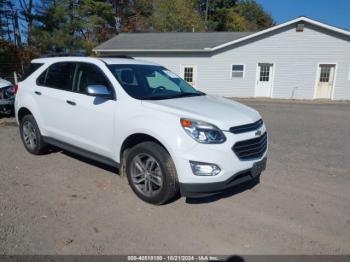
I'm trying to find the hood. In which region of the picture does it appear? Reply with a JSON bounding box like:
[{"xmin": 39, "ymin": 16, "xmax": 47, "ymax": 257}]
[
  {"xmin": 0, "ymin": 78, "xmax": 12, "ymax": 89},
  {"xmin": 142, "ymin": 95, "xmax": 261, "ymax": 130}
]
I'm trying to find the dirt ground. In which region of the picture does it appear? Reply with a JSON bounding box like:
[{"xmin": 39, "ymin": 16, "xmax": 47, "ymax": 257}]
[{"xmin": 0, "ymin": 100, "xmax": 349, "ymax": 255}]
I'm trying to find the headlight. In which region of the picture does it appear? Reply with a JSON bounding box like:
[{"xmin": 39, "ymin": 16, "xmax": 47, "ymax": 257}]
[{"xmin": 180, "ymin": 118, "xmax": 226, "ymax": 144}]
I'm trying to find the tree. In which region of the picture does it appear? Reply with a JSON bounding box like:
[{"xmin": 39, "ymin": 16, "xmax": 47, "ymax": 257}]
[
  {"xmin": 213, "ymin": 8, "xmax": 249, "ymax": 31},
  {"xmin": 108, "ymin": 0, "xmax": 206, "ymax": 32},
  {"xmin": 31, "ymin": 0, "xmax": 115, "ymax": 54},
  {"xmin": 18, "ymin": 0, "xmax": 34, "ymax": 45},
  {"xmin": 235, "ymin": 0, "xmax": 274, "ymax": 31},
  {"xmin": 31, "ymin": 0, "xmax": 72, "ymax": 53},
  {"xmin": 0, "ymin": 39, "xmax": 38, "ymax": 80},
  {"xmin": 124, "ymin": 0, "xmax": 153, "ymax": 32},
  {"xmin": 29, "ymin": 0, "xmax": 273, "ymax": 37},
  {"xmin": 196, "ymin": 0, "xmax": 273, "ymax": 31},
  {"xmin": 107, "ymin": 0, "xmax": 152, "ymax": 32},
  {"xmin": 151, "ymin": 0, "xmax": 205, "ymax": 32},
  {"xmin": 0, "ymin": 0, "xmax": 20, "ymax": 44},
  {"xmin": 78, "ymin": 0, "xmax": 115, "ymax": 50},
  {"xmin": 197, "ymin": 0, "xmax": 238, "ymax": 15},
  {"xmin": 197, "ymin": 0, "xmax": 238, "ymax": 29},
  {"xmin": 0, "ymin": 0, "xmax": 8, "ymax": 40}
]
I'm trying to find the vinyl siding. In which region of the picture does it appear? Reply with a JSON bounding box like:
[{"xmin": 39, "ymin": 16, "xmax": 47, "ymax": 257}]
[{"xmin": 106, "ymin": 23, "xmax": 350, "ymax": 100}]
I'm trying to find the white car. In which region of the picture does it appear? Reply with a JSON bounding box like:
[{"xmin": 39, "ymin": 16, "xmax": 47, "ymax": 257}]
[
  {"xmin": 0, "ymin": 77, "xmax": 14, "ymax": 114},
  {"xmin": 15, "ymin": 56, "xmax": 268, "ymax": 204}
]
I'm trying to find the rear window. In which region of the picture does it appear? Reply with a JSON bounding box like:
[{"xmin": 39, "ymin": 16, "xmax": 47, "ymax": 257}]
[{"xmin": 21, "ymin": 63, "xmax": 44, "ymax": 80}]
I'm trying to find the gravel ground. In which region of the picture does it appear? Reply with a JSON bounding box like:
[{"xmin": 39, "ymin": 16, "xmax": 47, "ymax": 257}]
[{"xmin": 0, "ymin": 100, "xmax": 349, "ymax": 255}]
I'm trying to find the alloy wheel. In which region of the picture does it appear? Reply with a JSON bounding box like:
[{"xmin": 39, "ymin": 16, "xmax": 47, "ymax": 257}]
[
  {"xmin": 22, "ymin": 121, "xmax": 37, "ymax": 150},
  {"xmin": 130, "ymin": 153, "xmax": 163, "ymax": 197}
]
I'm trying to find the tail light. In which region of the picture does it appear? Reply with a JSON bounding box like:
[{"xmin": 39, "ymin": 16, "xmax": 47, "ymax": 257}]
[{"xmin": 14, "ymin": 84, "xmax": 18, "ymax": 95}]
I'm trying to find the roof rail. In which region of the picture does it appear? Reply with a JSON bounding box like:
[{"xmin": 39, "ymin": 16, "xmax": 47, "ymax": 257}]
[
  {"xmin": 98, "ymin": 55, "xmax": 134, "ymax": 59},
  {"xmin": 40, "ymin": 51, "xmax": 87, "ymax": 58}
]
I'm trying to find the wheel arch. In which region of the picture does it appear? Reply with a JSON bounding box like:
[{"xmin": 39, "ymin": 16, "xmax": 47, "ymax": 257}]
[
  {"xmin": 17, "ymin": 107, "xmax": 33, "ymax": 123},
  {"xmin": 120, "ymin": 133, "xmax": 170, "ymax": 162}
]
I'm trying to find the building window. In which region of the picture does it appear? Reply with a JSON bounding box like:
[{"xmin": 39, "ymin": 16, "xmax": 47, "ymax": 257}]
[
  {"xmin": 319, "ymin": 64, "xmax": 332, "ymax": 82},
  {"xmin": 231, "ymin": 65, "xmax": 244, "ymax": 78},
  {"xmin": 259, "ymin": 64, "xmax": 270, "ymax": 82},
  {"xmin": 183, "ymin": 67, "xmax": 193, "ymax": 83}
]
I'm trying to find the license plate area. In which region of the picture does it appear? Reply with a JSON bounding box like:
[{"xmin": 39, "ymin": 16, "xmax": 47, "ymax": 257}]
[{"xmin": 251, "ymin": 158, "xmax": 267, "ymax": 177}]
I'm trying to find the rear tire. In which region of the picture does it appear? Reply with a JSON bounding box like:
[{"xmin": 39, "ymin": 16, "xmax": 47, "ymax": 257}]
[
  {"xmin": 126, "ymin": 142, "xmax": 179, "ymax": 205},
  {"xmin": 20, "ymin": 114, "xmax": 47, "ymax": 155}
]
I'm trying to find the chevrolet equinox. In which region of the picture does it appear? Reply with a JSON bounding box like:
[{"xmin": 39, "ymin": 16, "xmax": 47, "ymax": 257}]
[{"xmin": 15, "ymin": 57, "xmax": 268, "ymax": 205}]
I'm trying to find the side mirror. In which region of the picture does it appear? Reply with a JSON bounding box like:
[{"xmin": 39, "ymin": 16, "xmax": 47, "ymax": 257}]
[{"xmin": 86, "ymin": 85, "xmax": 112, "ymax": 98}]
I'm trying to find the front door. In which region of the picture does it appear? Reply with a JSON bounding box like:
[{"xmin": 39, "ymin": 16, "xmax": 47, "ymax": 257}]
[
  {"xmin": 65, "ymin": 62, "xmax": 116, "ymax": 158},
  {"xmin": 256, "ymin": 63, "xmax": 274, "ymax": 97},
  {"xmin": 180, "ymin": 65, "xmax": 197, "ymax": 87},
  {"xmin": 315, "ymin": 64, "xmax": 335, "ymax": 99}
]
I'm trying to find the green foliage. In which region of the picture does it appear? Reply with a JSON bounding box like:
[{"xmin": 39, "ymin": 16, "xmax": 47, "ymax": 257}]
[
  {"xmin": 151, "ymin": 0, "xmax": 205, "ymax": 32},
  {"xmin": 1, "ymin": 0, "xmax": 275, "ymax": 57},
  {"xmin": 0, "ymin": 0, "xmax": 7, "ymax": 39},
  {"xmin": 31, "ymin": 0, "xmax": 115, "ymax": 54},
  {"xmin": 235, "ymin": 0, "xmax": 274, "ymax": 30},
  {"xmin": 206, "ymin": 0, "xmax": 238, "ymax": 11},
  {"xmin": 114, "ymin": 0, "xmax": 205, "ymax": 32},
  {"xmin": 0, "ymin": 0, "xmax": 14, "ymax": 41},
  {"xmin": 197, "ymin": 0, "xmax": 274, "ymax": 31},
  {"xmin": 213, "ymin": 8, "xmax": 249, "ymax": 31},
  {"xmin": 0, "ymin": 40, "xmax": 38, "ymax": 79},
  {"xmin": 119, "ymin": 0, "xmax": 153, "ymax": 32}
]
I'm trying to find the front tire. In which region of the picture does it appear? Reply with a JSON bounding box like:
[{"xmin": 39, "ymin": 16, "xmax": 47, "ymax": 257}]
[
  {"xmin": 20, "ymin": 114, "xmax": 47, "ymax": 155},
  {"xmin": 126, "ymin": 142, "xmax": 179, "ymax": 205}
]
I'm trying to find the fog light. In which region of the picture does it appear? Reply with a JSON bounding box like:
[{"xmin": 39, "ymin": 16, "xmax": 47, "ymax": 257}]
[{"xmin": 190, "ymin": 161, "xmax": 221, "ymax": 176}]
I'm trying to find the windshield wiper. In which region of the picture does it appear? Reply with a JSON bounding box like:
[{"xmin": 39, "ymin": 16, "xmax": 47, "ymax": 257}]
[
  {"xmin": 140, "ymin": 95, "xmax": 173, "ymax": 100},
  {"xmin": 140, "ymin": 92, "xmax": 205, "ymax": 100},
  {"xmin": 174, "ymin": 92, "xmax": 205, "ymax": 98}
]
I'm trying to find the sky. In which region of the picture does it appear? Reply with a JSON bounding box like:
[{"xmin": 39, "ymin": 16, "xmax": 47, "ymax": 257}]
[{"xmin": 255, "ymin": 0, "xmax": 350, "ymax": 31}]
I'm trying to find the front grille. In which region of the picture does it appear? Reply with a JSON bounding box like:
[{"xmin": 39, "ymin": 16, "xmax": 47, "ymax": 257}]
[
  {"xmin": 229, "ymin": 119, "xmax": 263, "ymax": 134},
  {"xmin": 232, "ymin": 132, "xmax": 268, "ymax": 160}
]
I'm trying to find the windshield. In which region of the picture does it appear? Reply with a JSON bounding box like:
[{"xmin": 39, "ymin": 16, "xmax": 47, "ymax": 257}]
[{"xmin": 108, "ymin": 64, "xmax": 205, "ymax": 100}]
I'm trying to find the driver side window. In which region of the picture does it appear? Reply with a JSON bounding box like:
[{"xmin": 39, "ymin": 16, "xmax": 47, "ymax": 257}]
[
  {"xmin": 74, "ymin": 63, "xmax": 111, "ymax": 94},
  {"xmin": 146, "ymin": 72, "xmax": 180, "ymax": 92}
]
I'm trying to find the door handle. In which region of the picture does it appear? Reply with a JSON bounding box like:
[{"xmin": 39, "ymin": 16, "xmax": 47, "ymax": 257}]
[
  {"xmin": 66, "ymin": 100, "xmax": 76, "ymax": 106},
  {"xmin": 34, "ymin": 91, "xmax": 42, "ymax": 95}
]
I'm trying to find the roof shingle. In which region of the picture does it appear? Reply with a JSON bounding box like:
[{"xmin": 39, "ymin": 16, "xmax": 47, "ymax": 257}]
[{"xmin": 94, "ymin": 32, "xmax": 254, "ymax": 51}]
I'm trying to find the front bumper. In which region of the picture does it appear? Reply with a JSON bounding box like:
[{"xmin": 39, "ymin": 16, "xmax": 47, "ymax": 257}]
[
  {"xmin": 180, "ymin": 158, "xmax": 267, "ymax": 197},
  {"xmin": 0, "ymin": 98, "xmax": 14, "ymax": 114},
  {"xmin": 173, "ymin": 127, "xmax": 268, "ymax": 184},
  {"xmin": 0, "ymin": 98, "xmax": 14, "ymax": 105}
]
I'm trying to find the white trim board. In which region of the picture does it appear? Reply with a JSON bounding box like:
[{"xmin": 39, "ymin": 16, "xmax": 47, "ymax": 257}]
[{"xmin": 211, "ymin": 17, "xmax": 350, "ymax": 51}]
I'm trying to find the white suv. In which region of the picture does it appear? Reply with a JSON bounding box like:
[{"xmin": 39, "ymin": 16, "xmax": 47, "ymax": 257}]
[{"xmin": 15, "ymin": 56, "xmax": 268, "ymax": 204}]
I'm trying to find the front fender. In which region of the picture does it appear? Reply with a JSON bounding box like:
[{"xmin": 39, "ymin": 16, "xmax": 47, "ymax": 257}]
[{"xmin": 114, "ymin": 113, "xmax": 199, "ymax": 181}]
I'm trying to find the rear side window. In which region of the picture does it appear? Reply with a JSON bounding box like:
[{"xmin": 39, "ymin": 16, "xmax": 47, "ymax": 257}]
[
  {"xmin": 37, "ymin": 62, "xmax": 75, "ymax": 91},
  {"xmin": 21, "ymin": 63, "xmax": 44, "ymax": 80}
]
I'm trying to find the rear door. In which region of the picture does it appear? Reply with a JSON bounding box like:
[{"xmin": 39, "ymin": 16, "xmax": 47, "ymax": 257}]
[{"xmin": 35, "ymin": 62, "xmax": 76, "ymax": 141}]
